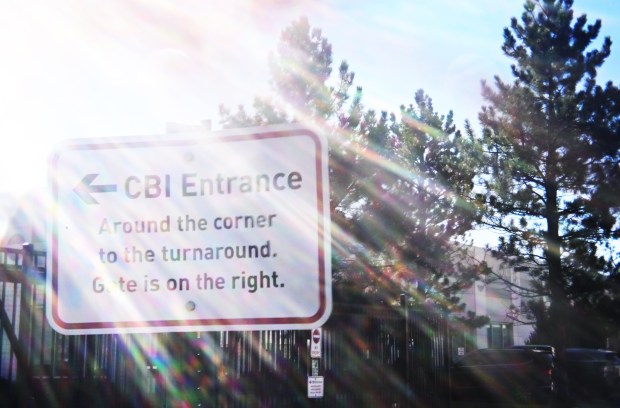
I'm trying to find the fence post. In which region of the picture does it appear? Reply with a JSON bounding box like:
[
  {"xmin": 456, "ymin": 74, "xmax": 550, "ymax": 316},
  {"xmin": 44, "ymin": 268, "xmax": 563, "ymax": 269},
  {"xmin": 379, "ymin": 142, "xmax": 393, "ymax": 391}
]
[
  {"xmin": 18, "ymin": 244, "xmax": 36, "ymax": 367},
  {"xmin": 14, "ymin": 243, "xmax": 37, "ymax": 404},
  {"xmin": 400, "ymin": 293, "xmax": 412, "ymax": 408},
  {"xmin": 445, "ymin": 311, "xmax": 452, "ymax": 408}
]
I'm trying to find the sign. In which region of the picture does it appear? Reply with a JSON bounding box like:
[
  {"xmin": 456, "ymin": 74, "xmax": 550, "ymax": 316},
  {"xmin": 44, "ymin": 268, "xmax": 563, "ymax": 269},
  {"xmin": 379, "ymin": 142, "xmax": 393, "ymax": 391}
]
[
  {"xmin": 311, "ymin": 359, "xmax": 319, "ymax": 376},
  {"xmin": 307, "ymin": 376, "xmax": 324, "ymax": 398},
  {"xmin": 47, "ymin": 125, "xmax": 332, "ymax": 334},
  {"xmin": 310, "ymin": 327, "xmax": 322, "ymax": 358}
]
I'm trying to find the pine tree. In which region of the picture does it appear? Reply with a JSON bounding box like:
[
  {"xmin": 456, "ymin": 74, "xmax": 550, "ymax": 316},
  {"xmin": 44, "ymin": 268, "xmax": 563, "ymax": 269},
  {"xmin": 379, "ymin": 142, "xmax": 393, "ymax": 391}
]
[
  {"xmin": 346, "ymin": 90, "xmax": 482, "ymax": 310},
  {"xmin": 476, "ymin": 0, "xmax": 620, "ymax": 349},
  {"xmin": 219, "ymin": 17, "xmax": 364, "ymax": 214},
  {"xmin": 218, "ymin": 18, "xmax": 484, "ymax": 313},
  {"xmin": 218, "ymin": 16, "xmax": 358, "ymax": 127},
  {"xmin": 217, "ymin": 17, "xmax": 369, "ymax": 293}
]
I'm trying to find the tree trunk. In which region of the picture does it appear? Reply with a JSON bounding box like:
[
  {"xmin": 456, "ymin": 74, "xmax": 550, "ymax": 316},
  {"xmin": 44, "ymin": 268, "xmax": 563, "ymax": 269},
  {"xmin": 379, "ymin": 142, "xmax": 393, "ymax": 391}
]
[{"xmin": 545, "ymin": 171, "xmax": 570, "ymax": 404}]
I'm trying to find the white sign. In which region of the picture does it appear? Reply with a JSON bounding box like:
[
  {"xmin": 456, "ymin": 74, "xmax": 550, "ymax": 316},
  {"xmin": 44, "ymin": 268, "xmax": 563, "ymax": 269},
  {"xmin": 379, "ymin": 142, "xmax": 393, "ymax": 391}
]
[
  {"xmin": 47, "ymin": 125, "xmax": 332, "ymax": 334},
  {"xmin": 307, "ymin": 376, "xmax": 324, "ymax": 398},
  {"xmin": 310, "ymin": 327, "xmax": 322, "ymax": 358}
]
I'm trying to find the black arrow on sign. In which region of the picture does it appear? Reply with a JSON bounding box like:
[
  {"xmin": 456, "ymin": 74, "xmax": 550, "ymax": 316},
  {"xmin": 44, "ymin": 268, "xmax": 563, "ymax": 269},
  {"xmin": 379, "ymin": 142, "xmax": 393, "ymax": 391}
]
[{"xmin": 74, "ymin": 174, "xmax": 117, "ymax": 204}]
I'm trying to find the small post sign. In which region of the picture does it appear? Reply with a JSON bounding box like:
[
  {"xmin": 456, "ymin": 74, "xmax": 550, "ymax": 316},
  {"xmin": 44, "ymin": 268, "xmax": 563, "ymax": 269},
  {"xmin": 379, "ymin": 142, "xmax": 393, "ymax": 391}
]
[
  {"xmin": 307, "ymin": 376, "xmax": 324, "ymax": 398},
  {"xmin": 310, "ymin": 327, "xmax": 322, "ymax": 358},
  {"xmin": 47, "ymin": 125, "xmax": 331, "ymax": 334}
]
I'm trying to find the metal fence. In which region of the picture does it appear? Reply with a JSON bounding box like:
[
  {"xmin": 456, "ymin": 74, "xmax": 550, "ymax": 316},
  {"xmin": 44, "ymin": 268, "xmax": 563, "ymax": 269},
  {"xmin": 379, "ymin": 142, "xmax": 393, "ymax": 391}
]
[{"xmin": 0, "ymin": 244, "xmax": 451, "ymax": 407}]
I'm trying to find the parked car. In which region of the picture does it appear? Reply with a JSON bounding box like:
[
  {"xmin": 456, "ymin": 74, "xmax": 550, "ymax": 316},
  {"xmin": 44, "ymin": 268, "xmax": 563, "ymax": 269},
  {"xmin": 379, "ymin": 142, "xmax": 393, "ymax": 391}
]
[
  {"xmin": 565, "ymin": 348, "xmax": 620, "ymax": 398},
  {"xmin": 512, "ymin": 344, "xmax": 555, "ymax": 355},
  {"xmin": 451, "ymin": 348, "xmax": 554, "ymax": 404}
]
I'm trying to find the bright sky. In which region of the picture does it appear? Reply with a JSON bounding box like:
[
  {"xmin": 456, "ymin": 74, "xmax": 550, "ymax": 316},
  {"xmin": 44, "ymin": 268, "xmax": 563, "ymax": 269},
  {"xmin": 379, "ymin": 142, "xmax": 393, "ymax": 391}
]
[{"xmin": 1, "ymin": 0, "xmax": 618, "ymax": 198}]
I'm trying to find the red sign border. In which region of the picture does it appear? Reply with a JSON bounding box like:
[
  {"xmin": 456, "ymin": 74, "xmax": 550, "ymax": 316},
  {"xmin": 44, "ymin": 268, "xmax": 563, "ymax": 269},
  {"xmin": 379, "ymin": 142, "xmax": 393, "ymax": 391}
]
[{"xmin": 49, "ymin": 127, "xmax": 330, "ymax": 332}]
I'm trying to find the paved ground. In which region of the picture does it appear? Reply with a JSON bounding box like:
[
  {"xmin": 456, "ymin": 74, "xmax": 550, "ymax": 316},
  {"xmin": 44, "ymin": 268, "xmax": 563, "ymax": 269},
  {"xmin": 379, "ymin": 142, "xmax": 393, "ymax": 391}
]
[
  {"xmin": 451, "ymin": 390, "xmax": 620, "ymax": 408},
  {"xmin": 452, "ymin": 402, "xmax": 616, "ymax": 408}
]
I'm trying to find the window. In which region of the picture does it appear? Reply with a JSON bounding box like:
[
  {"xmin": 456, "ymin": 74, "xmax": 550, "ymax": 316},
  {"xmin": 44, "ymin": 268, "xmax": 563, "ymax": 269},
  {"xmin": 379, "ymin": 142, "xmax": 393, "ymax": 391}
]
[{"xmin": 487, "ymin": 323, "xmax": 513, "ymax": 349}]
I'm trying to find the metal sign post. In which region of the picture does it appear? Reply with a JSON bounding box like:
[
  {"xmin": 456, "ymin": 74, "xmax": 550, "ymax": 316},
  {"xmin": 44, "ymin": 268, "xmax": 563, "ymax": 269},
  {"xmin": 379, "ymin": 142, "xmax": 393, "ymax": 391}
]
[{"xmin": 308, "ymin": 327, "xmax": 324, "ymax": 399}]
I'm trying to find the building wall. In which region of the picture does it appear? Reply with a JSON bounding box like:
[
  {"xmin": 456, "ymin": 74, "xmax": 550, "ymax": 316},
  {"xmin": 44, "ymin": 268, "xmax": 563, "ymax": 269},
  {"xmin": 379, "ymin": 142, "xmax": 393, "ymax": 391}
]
[{"xmin": 459, "ymin": 246, "xmax": 536, "ymax": 349}]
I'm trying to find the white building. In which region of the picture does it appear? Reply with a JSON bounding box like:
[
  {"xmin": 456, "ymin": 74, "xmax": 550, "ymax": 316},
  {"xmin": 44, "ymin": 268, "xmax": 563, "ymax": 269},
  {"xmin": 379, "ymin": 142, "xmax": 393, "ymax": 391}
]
[{"xmin": 458, "ymin": 246, "xmax": 537, "ymax": 350}]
